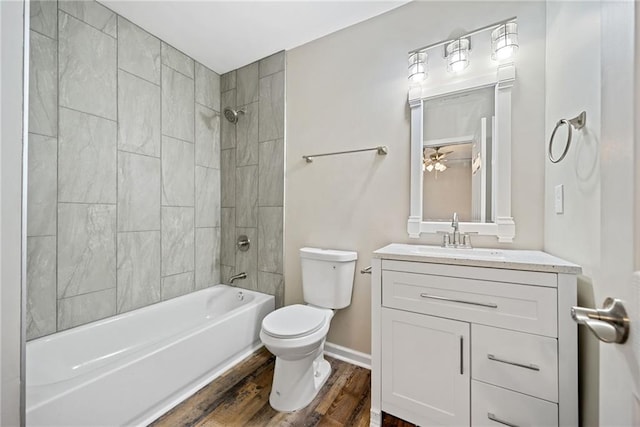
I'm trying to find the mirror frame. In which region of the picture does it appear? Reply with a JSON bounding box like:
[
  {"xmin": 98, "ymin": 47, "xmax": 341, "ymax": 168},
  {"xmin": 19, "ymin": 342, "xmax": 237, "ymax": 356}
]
[{"xmin": 408, "ymin": 63, "xmax": 516, "ymax": 242}]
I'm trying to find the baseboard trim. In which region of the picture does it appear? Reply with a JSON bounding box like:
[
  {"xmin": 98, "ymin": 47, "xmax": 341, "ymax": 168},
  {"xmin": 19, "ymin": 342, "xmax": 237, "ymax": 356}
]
[{"xmin": 324, "ymin": 342, "xmax": 371, "ymax": 370}]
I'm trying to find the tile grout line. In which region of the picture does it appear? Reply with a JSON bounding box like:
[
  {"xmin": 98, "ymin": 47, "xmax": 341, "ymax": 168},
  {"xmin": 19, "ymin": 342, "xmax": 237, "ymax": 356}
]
[
  {"xmin": 232, "ymin": 82, "xmax": 237, "ymax": 275},
  {"xmin": 193, "ymin": 60, "xmax": 197, "ymax": 292},
  {"xmin": 58, "ymin": 286, "xmax": 116, "ymax": 301},
  {"xmin": 55, "ymin": 0, "xmax": 60, "ymax": 334},
  {"xmin": 58, "ymin": 9, "xmax": 117, "ymax": 41},
  {"xmin": 115, "ymin": 14, "xmax": 119, "ymax": 315},
  {"xmin": 28, "ymin": 130, "xmax": 57, "ymax": 139},
  {"xmin": 30, "ymin": 26, "xmax": 56, "ymax": 42},
  {"xmin": 161, "ymin": 132, "xmax": 194, "ymax": 145},
  {"xmin": 118, "ymin": 67, "xmax": 161, "ymax": 89},
  {"xmin": 257, "ymin": 71, "xmax": 261, "ymax": 293},
  {"xmin": 195, "ymin": 100, "xmax": 220, "ymax": 114},
  {"xmin": 161, "ymin": 60, "xmax": 194, "ymax": 82},
  {"xmin": 162, "ymin": 37, "xmax": 201, "ymax": 80},
  {"xmin": 117, "ymin": 147, "xmax": 161, "ymax": 161},
  {"xmin": 160, "ymin": 45, "xmax": 164, "ymax": 301},
  {"xmin": 57, "ymin": 201, "xmax": 117, "ymax": 206},
  {"xmin": 59, "ymin": 104, "xmax": 117, "ymax": 124}
]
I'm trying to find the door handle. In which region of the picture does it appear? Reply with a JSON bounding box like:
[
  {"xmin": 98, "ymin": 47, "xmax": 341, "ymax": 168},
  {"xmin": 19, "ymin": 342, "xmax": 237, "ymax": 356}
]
[{"xmin": 571, "ymin": 297, "xmax": 629, "ymax": 344}]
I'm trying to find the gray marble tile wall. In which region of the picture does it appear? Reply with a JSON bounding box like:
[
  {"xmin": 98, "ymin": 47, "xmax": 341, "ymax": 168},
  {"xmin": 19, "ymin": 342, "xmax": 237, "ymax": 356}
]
[
  {"xmin": 26, "ymin": 1, "xmax": 221, "ymax": 340},
  {"xmin": 220, "ymin": 51, "xmax": 285, "ymax": 308}
]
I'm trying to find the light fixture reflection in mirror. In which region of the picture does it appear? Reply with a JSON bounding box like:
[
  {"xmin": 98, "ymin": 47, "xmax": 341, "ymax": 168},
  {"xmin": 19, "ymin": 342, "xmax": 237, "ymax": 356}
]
[{"xmin": 491, "ymin": 22, "xmax": 518, "ymax": 60}]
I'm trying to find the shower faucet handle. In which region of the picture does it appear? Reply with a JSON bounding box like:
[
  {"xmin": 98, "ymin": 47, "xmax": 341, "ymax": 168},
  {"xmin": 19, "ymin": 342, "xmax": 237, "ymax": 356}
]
[{"xmin": 237, "ymin": 235, "xmax": 250, "ymax": 252}]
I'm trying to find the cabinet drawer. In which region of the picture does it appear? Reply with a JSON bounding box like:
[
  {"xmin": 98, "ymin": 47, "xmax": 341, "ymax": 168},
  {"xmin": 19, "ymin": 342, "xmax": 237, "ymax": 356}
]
[
  {"xmin": 382, "ymin": 271, "xmax": 558, "ymax": 336},
  {"xmin": 472, "ymin": 381, "xmax": 558, "ymax": 427},
  {"xmin": 382, "ymin": 260, "xmax": 557, "ymax": 288},
  {"xmin": 472, "ymin": 325, "xmax": 558, "ymax": 402}
]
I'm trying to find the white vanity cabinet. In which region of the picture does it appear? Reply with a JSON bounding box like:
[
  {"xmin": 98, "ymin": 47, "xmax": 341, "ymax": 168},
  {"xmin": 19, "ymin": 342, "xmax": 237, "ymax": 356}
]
[{"xmin": 370, "ymin": 244, "xmax": 581, "ymax": 427}]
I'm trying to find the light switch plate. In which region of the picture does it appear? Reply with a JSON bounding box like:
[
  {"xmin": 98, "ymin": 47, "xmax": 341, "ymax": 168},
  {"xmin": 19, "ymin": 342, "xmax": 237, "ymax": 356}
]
[{"xmin": 555, "ymin": 184, "xmax": 564, "ymax": 214}]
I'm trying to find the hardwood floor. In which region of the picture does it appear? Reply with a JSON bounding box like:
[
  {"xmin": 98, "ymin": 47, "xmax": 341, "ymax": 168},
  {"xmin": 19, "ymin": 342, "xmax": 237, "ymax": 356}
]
[{"xmin": 151, "ymin": 347, "xmax": 414, "ymax": 427}]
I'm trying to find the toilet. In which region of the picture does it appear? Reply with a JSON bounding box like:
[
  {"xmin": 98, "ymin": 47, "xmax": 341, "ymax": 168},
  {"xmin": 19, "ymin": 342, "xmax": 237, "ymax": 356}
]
[{"xmin": 260, "ymin": 247, "xmax": 357, "ymax": 412}]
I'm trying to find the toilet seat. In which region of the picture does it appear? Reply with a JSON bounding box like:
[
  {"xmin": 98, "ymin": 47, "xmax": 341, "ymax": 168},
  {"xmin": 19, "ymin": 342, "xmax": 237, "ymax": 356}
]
[{"xmin": 262, "ymin": 305, "xmax": 328, "ymax": 339}]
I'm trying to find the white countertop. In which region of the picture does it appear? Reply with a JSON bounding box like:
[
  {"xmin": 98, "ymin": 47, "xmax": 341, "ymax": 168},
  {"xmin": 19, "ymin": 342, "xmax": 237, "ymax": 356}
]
[{"xmin": 373, "ymin": 243, "xmax": 582, "ymax": 274}]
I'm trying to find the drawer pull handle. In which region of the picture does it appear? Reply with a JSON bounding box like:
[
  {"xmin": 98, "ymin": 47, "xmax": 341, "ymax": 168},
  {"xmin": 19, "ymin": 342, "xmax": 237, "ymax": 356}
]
[
  {"xmin": 459, "ymin": 336, "xmax": 464, "ymax": 375},
  {"xmin": 419, "ymin": 293, "xmax": 498, "ymax": 308},
  {"xmin": 488, "ymin": 413, "xmax": 520, "ymax": 427},
  {"xmin": 488, "ymin": 354, "xmax": 540, "ymax": 371}
]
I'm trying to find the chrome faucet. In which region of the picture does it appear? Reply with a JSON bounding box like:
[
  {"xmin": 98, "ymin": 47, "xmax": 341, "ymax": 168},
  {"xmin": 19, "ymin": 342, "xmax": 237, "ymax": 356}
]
[
  {"xmin": 440, "ymin": 212, "xmax": 473, "ymax": 249},
  {"xmin": 229, "ymin": 272, "xmax": 247, "ymax": 285},
  {"xmin": 451, "ymin": 212, "xmax": 460, "ymax": 246}
]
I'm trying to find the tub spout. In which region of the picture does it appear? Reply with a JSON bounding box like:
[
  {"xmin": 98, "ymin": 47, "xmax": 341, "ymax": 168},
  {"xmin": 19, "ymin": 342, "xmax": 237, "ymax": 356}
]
[{"xmin": 229, "ymin": 272, "xmax": 247, "ymax": 285}]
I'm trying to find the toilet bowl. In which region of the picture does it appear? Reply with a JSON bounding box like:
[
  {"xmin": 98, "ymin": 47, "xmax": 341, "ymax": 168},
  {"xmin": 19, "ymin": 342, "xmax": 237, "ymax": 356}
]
[
  {"xmin": 260, "ymin": 247, "xmax": 357, "ymax": 412},
  {"xmin": 260, "ymin": 304, "xmax": 334, "ymax": 412}
]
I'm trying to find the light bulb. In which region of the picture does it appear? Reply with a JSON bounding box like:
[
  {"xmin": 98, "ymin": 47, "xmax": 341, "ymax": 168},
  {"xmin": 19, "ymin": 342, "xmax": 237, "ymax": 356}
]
[
  {"xmin": 450, "ymin": 58, "xmax": 467, "ymax": 73},
  {"xmin": 409, "ymin": 63, "xmax": 426, "ymax": 82},
  {"xmin": 495, "ymin": 45, "xmax": 515, "ymax": 60}
]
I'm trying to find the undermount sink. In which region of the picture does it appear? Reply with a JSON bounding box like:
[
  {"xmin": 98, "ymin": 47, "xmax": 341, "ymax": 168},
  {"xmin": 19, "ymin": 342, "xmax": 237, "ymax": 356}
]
[{"xmin": 409, "ymin": 245, "xmax": 505, "ymax": 260}]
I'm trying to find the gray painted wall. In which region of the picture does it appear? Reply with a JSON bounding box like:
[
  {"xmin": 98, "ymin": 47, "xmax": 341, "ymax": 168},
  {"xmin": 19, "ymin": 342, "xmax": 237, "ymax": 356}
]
[
  {"xmin": 220, "ymin": 53, "xmax": 285, "ymax": 308},
  {"xmin": 26, "ymin": 0, "xmax": 222, "ymax": 339}
]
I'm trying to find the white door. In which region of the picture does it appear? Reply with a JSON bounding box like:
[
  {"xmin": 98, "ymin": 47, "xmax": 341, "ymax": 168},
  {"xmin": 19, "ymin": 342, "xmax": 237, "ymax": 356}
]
[
  {"xmin": 546, "ymin": 2, "xmax": 639, "ymax": 425},
  {"xmin": 597, "ymin": 2, "xmax": 640, "ymax": 425}
]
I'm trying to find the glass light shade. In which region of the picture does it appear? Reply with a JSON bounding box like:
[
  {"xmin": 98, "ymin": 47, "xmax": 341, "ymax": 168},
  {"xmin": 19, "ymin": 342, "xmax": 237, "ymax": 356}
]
[
  {"xmin": 408, "ymin": 51, "xmax": 427, "ymax": 82},
  {"xmin": 491, "ymin": 22, "xmax": 518, "ymax": 60},
  {"xmin": 426, "ymin": 163, "xmax": 434, "ymax": 172},
  {"xmin": 446, "ymin": 38, "xmax": 470, "ymax": 73}
]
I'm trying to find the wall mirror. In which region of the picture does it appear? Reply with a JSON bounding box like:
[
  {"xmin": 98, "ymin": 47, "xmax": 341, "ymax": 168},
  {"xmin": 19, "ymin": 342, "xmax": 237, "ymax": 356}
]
[
  {"xmin": 407, "ymin": 20, "xmax": 517, "ymax": 242},
  {"xmin": 422, "ymin": 86, "xmax": 494, "ymax": 223}
]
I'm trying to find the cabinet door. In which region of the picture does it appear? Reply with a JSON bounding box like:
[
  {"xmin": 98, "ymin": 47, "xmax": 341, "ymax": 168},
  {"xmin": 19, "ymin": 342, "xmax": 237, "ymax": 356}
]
[{"xmin": 381, "ymin": 308, "xmax": 470, "ymax": 426}]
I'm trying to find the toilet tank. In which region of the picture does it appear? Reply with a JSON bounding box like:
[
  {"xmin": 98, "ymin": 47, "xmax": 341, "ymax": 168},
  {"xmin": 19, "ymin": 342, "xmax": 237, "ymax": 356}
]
[{"xmin": 300, "ymin": 247, "xmax": 358, "ymax": 309}]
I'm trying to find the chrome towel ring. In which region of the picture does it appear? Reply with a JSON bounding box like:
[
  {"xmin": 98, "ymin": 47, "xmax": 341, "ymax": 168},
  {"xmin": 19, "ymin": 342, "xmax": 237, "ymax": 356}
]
[{"xmin": 548, "ymin": 111, "xmax": 587, "ymax": 163}]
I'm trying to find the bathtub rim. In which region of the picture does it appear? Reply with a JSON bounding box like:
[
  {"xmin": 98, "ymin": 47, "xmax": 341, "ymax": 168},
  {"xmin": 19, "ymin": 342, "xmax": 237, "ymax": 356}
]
[{"xmin": 27, "ymin": 284, "xmax": 249, "ymax": 347}]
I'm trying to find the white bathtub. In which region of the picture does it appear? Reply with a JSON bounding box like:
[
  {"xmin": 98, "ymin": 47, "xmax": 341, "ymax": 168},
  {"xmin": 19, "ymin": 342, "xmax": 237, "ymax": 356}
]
[{"xmin": 26, "ymin": 285, "xmax": 274, "ymax": 426}]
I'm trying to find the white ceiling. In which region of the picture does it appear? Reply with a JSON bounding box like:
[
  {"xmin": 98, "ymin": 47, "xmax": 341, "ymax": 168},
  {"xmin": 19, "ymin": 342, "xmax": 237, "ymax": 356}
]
[{"xmin": 100, "ymin": 0, "xmax": 411, "ymax": 74}]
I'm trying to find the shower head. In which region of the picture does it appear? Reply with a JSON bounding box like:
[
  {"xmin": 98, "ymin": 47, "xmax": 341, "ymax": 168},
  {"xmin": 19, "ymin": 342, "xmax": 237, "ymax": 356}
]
[{"xmin": 223, "ymin": 107, "xmax": 245, "ymax": 124}]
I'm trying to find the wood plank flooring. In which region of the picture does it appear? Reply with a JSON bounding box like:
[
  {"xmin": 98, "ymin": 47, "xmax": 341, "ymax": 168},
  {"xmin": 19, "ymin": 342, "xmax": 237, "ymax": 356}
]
[{"xmin": 151, "ymin": 347, "xmax": 414, "ymax": 427}]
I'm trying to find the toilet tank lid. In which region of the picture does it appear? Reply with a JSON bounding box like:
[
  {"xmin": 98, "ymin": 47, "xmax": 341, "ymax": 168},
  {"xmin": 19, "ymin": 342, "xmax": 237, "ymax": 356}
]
[{"xmin": 299, "ymin": 247, "xmax": 358, "ymax": 262}]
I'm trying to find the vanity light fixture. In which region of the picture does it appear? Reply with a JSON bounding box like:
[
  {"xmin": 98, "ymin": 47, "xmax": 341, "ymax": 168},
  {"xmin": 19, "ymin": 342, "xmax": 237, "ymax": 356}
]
[
  {"xmin": 408, "ymin": 51, "xmax": 427, "ymax": 82},
  {"xmin": 491, "ymin": 22, "xmax": 518, "ymax": 60},
  {"xmin": 445, "ymin": 38, "xmax": 470, "ymax": 73}
]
